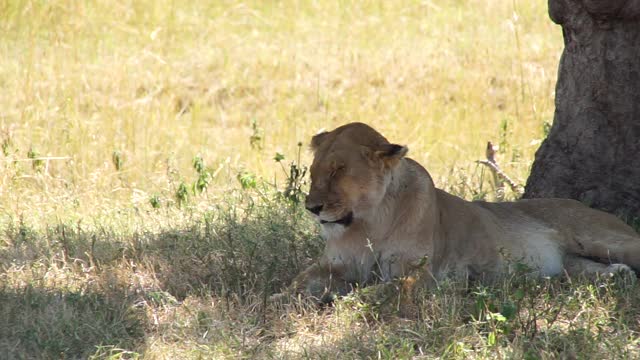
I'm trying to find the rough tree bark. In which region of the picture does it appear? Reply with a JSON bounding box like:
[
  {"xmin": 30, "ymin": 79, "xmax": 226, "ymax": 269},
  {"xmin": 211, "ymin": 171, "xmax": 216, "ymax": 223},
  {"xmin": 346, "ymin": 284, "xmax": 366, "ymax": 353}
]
[{"xmin": 523, "ymin": 0, "xmax": 640, "ymax": 223}]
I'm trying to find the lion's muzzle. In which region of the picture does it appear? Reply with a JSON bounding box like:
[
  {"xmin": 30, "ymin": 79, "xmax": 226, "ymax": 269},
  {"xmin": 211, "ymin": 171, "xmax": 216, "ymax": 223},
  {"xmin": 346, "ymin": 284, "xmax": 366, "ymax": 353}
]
[{"xmin": 319, "ymin": 211, "xmax": 353, "ymax": 226}]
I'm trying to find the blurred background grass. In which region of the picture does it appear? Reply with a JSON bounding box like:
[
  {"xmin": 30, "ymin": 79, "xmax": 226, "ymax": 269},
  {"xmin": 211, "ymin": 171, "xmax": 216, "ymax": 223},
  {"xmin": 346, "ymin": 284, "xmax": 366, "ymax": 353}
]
[{"xmin": 1, "ymin": 0, "xmax": 561, "ymax": 223}]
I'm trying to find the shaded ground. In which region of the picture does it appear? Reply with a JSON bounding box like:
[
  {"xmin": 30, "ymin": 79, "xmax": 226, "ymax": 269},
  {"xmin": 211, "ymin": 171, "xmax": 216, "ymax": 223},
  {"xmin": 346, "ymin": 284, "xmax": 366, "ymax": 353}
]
[{"xmin": 2, "ymin": 194, "xmax": 640, "ymax": 359}]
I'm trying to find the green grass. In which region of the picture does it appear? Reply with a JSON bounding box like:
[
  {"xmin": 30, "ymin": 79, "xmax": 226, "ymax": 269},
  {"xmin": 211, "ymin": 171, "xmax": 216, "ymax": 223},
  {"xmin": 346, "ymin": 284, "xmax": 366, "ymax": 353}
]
[{"xmin": 4, "ymin": 0, "xmax": 639, "ymax": 359}]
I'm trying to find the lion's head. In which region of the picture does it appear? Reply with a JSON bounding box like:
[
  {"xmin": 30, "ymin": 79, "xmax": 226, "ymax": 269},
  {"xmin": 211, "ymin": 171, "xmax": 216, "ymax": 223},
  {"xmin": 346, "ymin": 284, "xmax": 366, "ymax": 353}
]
[{"xmin": 305, "ymin": 123, "xmax": 408, "ymax": 226}]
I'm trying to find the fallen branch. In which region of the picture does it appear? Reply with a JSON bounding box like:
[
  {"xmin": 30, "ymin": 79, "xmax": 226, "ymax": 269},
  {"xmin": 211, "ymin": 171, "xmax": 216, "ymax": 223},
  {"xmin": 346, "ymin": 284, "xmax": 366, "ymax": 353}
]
[{"xmin": 476, "ymin": 142, "xmax": 522, "ymax": 196}]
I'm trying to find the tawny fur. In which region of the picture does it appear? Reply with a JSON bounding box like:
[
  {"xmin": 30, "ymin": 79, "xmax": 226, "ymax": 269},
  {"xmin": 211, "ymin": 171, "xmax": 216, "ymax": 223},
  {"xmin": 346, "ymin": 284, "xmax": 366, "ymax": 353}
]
[{"xmin": 288, "ymin": 122, "xmax": 640, "ymax": 298}]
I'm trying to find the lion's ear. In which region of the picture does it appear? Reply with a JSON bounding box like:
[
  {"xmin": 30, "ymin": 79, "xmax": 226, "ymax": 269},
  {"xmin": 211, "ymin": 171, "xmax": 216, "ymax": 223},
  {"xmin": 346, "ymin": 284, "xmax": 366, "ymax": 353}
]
[
  {"xmin": 310, "ymin": 131, "xmax": 329, "ymax": 152},
  {"xmin": 362, "ymin": 143, "xmax": 408, "ymax": 168},
  {"xmin": 375, "ymin": 144, "xmax": 408, "ymax": 167},
  {"xmin": 376, "ymin": 144, "xmax": 408, "ymax": 159}
]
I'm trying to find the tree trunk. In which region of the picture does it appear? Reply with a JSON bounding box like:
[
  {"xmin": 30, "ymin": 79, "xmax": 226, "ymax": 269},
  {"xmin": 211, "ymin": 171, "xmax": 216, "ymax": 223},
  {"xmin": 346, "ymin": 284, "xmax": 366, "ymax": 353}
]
[{"xmin": 523, "ymin": 0, "xmax": 640, "ymax": 224}]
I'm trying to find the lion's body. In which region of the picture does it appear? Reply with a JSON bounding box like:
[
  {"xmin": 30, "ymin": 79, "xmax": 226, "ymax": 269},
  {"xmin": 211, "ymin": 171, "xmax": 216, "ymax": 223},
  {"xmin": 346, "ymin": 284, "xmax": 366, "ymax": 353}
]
[{"xmin": 290, "ymin": 123, "xmax": 640, "ymax": 297}]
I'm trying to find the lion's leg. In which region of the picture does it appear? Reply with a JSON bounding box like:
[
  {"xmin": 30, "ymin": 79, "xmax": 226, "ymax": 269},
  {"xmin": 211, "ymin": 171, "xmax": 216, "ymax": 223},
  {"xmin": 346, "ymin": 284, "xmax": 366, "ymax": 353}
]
[
  {"xmin": 563, "ymin": 254, "xmax": 636, "ymax": 281},
  {"xmin": 285, "ymin": 263, "xmax": 351, "ymax": 300},
  {"xmin": 572, "ymin": 234, "xmax": 640, "ymax": 272}
]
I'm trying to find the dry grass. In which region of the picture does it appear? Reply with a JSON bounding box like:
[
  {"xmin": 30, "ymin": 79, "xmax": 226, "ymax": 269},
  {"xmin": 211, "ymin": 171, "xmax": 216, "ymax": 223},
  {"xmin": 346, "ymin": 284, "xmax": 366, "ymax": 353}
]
[
  {"xmin": 4, "ymin": 1, "xmax": 639, "ymax": 359},
  {"xmin": 1, "ymin": 0, "xmax": 560, "ymax": 222}
]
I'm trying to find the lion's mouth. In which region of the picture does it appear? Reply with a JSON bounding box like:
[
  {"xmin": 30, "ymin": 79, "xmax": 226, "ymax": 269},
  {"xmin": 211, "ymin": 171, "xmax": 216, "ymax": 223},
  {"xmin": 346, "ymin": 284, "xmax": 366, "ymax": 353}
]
[{"xmin": 320, "ymin": 212, "xmax": 354, "ymax": 226}]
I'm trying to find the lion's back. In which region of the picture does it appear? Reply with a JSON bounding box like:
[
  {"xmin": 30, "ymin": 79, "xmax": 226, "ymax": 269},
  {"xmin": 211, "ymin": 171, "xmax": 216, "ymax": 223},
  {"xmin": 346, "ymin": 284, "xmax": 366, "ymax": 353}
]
[{"xmin": 475, "ymin": 198, "xmax": 640, "ymax": 248}]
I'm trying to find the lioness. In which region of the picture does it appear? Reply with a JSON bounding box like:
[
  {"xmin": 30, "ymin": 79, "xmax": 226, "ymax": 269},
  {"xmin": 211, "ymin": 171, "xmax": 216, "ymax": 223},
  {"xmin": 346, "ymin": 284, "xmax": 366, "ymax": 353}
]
[{"xmin": 286, "ymin": 122, "xmax": 640, "ymax": 299}]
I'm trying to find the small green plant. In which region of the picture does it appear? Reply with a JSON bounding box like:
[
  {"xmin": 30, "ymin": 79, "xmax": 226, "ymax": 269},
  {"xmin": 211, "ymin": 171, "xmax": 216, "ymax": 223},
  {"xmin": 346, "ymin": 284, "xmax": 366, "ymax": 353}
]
[
  {"xmin": 27, "ymin": 147, "xmax": 44, "ymax": 172},
  {"xmin": 249, "ymin": 118, "xmax": 263, "ymax": 150},
  {"xmin": 237, "ymin": 171, "xmax": 257, "ymax": 190},
  {"xmin": 149, "ymin": 194, "xmax": 161, "ymax": 209},
  {"xmin": 112, "ymin": 150, "xmax": 123, "ymax": 171},
  {"xmin": 146, "ymin": 290, "xmax": 179, "ymax": 307},
  {"xmin": 275, "ymin": 142, "xmax": 308, "ymax": 206},
  {"xmin": 1, "ymin": 134, "xmax": 11, "ymax": 156},
  {"xmin": 192, "ymin": 155, "xmax": 212, "ymax": 194},
  {"xmin": 175, "ymin": 181, "xmax": 189, "ymax": 205},
  {"xmin": 471, "ymin": 284, "xmax": 519, "ymax": 349},
  {"xmin": 192, "ymin": 155, "xmax": 205, "ymax": 173}
]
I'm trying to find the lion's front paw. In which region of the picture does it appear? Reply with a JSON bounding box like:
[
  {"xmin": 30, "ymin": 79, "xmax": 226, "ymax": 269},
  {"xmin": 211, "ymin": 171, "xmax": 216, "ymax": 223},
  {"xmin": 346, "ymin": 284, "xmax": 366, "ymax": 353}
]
[{"xmin": 605, "ymin": 263, "xmax": 637, "ymax": 285}]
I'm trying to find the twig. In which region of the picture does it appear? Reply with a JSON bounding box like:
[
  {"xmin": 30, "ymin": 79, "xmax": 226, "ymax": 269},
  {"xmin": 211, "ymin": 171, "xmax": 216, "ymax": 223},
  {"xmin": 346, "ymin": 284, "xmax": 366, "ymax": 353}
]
[{"xmin": 476, "ymin": 142, "xmax": 522, "ymax": 195}]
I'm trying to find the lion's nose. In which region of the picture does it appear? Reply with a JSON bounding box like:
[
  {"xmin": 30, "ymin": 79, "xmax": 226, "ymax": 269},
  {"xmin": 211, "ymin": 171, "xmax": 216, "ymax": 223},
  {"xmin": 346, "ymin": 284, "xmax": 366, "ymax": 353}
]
[{"xmin": 306, "ymin": 205, "xmax": 323, "ymax": 215}]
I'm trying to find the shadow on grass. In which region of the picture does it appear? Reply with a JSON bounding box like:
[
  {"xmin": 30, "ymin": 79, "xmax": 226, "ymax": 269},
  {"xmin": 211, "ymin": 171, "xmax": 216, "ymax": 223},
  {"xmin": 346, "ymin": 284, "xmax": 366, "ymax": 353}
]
[
  {"xmin": 5, "ymin": 192, "xmax": 637, "ymax": 358},
  {"xmin": 0, "ymin": 196, "xmax": 323, "ymax": 358},
  {"xmin": 0, "ymin": 284, "xmax": 147, "ymax": 359},
  {"xmin": 524, "ymin": 326, "xmax": 640, "ymax": 359}
]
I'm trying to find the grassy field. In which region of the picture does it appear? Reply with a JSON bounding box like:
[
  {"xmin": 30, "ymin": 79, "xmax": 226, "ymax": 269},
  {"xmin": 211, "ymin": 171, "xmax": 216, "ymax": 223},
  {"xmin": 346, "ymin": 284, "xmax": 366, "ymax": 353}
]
[{"xmin": 3, "ymin": 0, "xmax": 640, "ymax": 359}]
